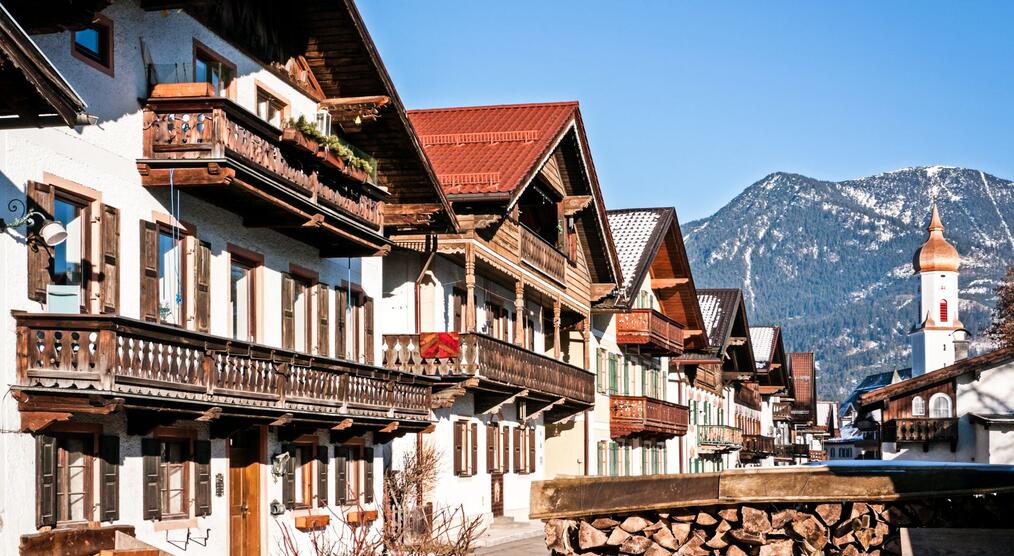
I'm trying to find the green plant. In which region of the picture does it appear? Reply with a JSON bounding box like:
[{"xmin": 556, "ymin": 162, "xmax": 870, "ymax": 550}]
[{"xmin": 287, "ymin": 116, "xmax": 375, "ymax": 176}]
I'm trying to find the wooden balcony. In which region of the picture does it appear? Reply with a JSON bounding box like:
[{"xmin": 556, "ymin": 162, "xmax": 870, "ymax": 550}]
[
  {"xmin": 137, "ymin": 86, "xmax": 389, "ymax": 256},
  {"xmin": 519, "ymin": 225, "xmax": 566, "ymax": 284},
  {"xmin": 381, "ymin": 333, "xmax": 594, "ymax": 412},
  {"xmin": 695, "ymin": 424, "xmax": 742, "ymax": 453},
  {"xmin": 609, "ymin": 395, "xmax": 689, "ymax": 440},
  {"xmin": 809, "ymin": 450, "xmax": 828, "ymax": 461},
  {"xmin": 13, "ymin": 313, "xmax": 431, "ymax": 431},
  {"xmin": 734, "ymin": 383, "xmax": 762, "ymax": 411},
  {"xmin": 615, "ymin": 309, "xmax": 684, "ymax": 356},
  {"xmin": 740, "ymin": 434, "xmax": 776, "ymax": 460},
  {"xmin": 772, "ymin": 402, "xmax": 793, "ymax": 421},
  {"xmin": 883, "ymin": 418, "xmax": 959, "ymax": 445},
  {"xmin": 774, "ymin": 443, "xmax": 811, "ymax": 459}
]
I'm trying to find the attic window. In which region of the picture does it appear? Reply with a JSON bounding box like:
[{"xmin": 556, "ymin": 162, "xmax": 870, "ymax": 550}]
[
  {"xmin": 939, "ymin": 299, "xmax": 948, "ymax": 322},
  {"xmin": 72, "ymin": 16, "xmax": 113, "ymax": 76}
]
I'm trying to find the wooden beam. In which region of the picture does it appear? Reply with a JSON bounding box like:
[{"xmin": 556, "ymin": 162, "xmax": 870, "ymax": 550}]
[
  {"xmin": 591, "ymin": 283, "xmax": 616, "ymax": 302},
  {"xmin": 378, "ymin": 421, "xmax": 399, "ymax": 434},
  {"xmin": 526, "ymin": 397, "xmax": 566, "ymax": 423},
  {"xmin": 270, "ymin": 413, "xmax": 293, "ymax": 427},
  {"xmin": 195, "ymin": 407, "xmax": 222, "ymax": 422},
  {"xmin": 384, "ymin": 203, "xmax": 444, "ymax": 227},
  {"xmin": 728, "ymin": 336, "xmax": 749, "ymax": 346},
  {"xmin": 651, "ymin": 277, "xmax": 689, "ymax": 290},
  {"xmin": 561, "ymin": 195, "xmax": 593, "ymax": 216},
  {"xmin": 331, "ymin": 418, "xmax": 354, "ymax": 431},
  {"xmin": 475, "ymin": 389, "xmax": 528, "ymax": 416}
]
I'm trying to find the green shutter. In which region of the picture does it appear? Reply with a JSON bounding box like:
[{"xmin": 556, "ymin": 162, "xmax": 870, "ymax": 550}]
[
  {"xmin": 622, "ymin": 358, "xmax": 630, "ymax": 395},
  {"xmin": 608, "ymin": 354, "xmax": 618, "ymax": 395}
]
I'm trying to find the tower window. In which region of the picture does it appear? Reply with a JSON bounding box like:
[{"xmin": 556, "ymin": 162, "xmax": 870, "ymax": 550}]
[{"xmin": 939, "ymin": 300, "xmax": 948, "ymax": 322}]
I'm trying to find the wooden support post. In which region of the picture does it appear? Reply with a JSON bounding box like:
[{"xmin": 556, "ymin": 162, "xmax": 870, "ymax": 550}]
[
  {"xmin": 582, "ymin": 315, "xmax": 591, "ymax": 371},
  {"xmin": 515, "ymin": 280, "xmax": 525, "ymax": 346},
  {"xmin": 553, "ymin": 298, "xmax": 562, "ymax": 360},
  {"xmin": 465, "ymin": 245, "xmax": 476, "ymax": 333}
]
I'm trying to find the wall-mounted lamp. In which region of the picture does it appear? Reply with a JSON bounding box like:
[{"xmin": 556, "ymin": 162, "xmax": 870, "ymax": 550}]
[{"xmin": 0, "ymin": 199, "xmax": 67, "ymax": 246}]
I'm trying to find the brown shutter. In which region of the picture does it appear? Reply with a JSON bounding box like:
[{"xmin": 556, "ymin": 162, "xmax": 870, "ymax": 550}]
[
  {"xmin": 453, "ymin": 288, "xmax": 464, "ymax": 332},
  {"xmin": 363, "ymin": 447, "xmax": 374, "ymax": 503},
  {"xmin": 316, "ymin": 445, "xmax": 328, "ymax": 507},
  {"xmin": 194, "ymin": 240, "xmax": 211, "ymax": 333},
  {"xmin": 512, "ymin": 427, "xmax": 521, "ymax": 473},
  {"xmin": 36, "ymin": 434, "xmax": 57, "ymax": 528},
  {"xmin": 281, "ymin": 444, "xmax": 295, "ymax": 509},
  {"xmin": 26, "ymin": 181, "xmax": 54, "ymax": 303},
  {"xmin": 281, "ymin": 275, "xmax": 295, "ymax": 350},
  {"xmin": 528, "ymin": 428, "xmax": 536, "ymax": 473},
  {"xmin": 452, "ymin": 421, "xmax": 463, "ymax": 476},
  {"xmin": 139, "ymin": 221, "xmax": 159, "ymax": 322},
  {"xmin": 99, "ymin": 435, "xmax": 119, "ymax": 522},
  {"xmin": 335, "ymin": 447, "xmax": 348, "ymax": 504},
  {"xmin": 316, "ymin": 284, "xmax": 330, "ymax": 357},
  {"xmin": 99, "ymin": 205, "xmax": 120, "ymax": 314},
  {"xmin": 141, "ymin": 438, "xmax": 162, "ymax": 520},
  {"xmin": 501, "ymin": 426, "xmax": 510, "ymax": 473},
  {"xmin": 194, "ymin": 439, "xmax": 211, "ymax": 517},
  {"xmin": 470, "ymin": 423, "xmax": 478, "ymax": 476},
  {"xmin": 486, "ymin": 424, "xmax": 495, "ymax": 473},
  {"xmin": 364, "ymin": 296, "xmax": 375, "ymax": 364},
  {"xmin": 335, "ymin": 288, "xmax": 347, "ymax": 359}
]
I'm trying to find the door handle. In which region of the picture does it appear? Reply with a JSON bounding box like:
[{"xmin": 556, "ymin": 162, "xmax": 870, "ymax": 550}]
[{"xmin": 241, "ymin": 503, "xmax": 250, "ymax": 516}]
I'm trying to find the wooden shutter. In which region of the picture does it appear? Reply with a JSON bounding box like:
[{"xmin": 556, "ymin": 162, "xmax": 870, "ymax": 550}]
[
  {"xmin": 486, "ymin": 424, "xmax": 495, "ymax": 473},
  {"xmin": 194, "ymin": 440, "xmax": 211, "ymax": 517},
  {"xmin": 141, "ymin": 438, "xmax": 162, "ymax": 520},
  {"xmin": 26, "ymin": 181, "xmax": 54, "ymax": 303},
  {"xmin": 139, "ymin": 221, "xmax": 159, "ymax": 322},
  {"xmin": 335, "ymin": 447, "xmax": 348, "ymax": 505},
  {"xmin": 512, "ymin": 427, "xmax": 521, "ymax": 473},
  {"xmin": 452, "ymin": 289, "xmax": 464, "ymax": 332},
  {"xmin": 282, "ymin": 444, "xmax": 295, "ymax": 509},
  {"xmin": 364, "ymin": 296, "xmax": 375, "ymax": 364},
  {"xmin": 99, "ymin": 435, "xmax": 120, "ymax": 522},
  {"xmin": 452, "ymin": 421, "xmax": 463, "ymax": 476},
  {"xmin": 281, "ymin": 275, "xmax": 295, "ymax": 350},
  {"xmin": 316, "ymin": 284, "xmax": 330, "ymax": 356},
  {"xmin": 194, "ymin": 240, "xmax": 211, "ymax": 333},
  {"xmin": 335, "ymin": 288, "xmax": 348, "ymax": 359},
  {"xmin": 470, "ymin": 422, "xmax": 478, "ymax": 476},
  {"xmin": 316, "ymin": 445, "xmax": 328, "ymax": 507},
  {"xmin": 501, "ymin": 426, "xmax": 510, "ymax": 473},
  {"xmin": 36, "ymin": 434, "xmax": 57, "ymax": 528},
  {"xmin": 99, "ymin": 205, "xmax": 120, "ymax": 314},
  {"xmin": 528, "ymin": 428, "xmax": 536, "ymax": 473},
  {"xmin": 363, "ymin": 447, "xmax": 374, "ymax": 503}
]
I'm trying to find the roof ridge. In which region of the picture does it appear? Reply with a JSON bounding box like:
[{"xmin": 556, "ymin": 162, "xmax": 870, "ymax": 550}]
[
  {"xmin": 408, "ymin": 101, "xmax": 579, "ymax": 114},
  {"xmin": 607, "ymin": 207, "xmax": 673, "ymax": 215}
]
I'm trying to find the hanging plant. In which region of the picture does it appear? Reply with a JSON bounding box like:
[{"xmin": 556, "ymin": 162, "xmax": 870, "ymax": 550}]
[{"xmin": 286, "ymin": 116, "xmax": 375, "ymax": 176}]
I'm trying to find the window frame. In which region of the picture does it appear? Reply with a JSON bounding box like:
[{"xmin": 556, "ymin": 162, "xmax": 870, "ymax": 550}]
[
  {"xmin": 911, "ymin": 395, "xmax": 926, "ymax": 417},
  {"xmin": 71, "ymin": 15, "xmax": 114, "ymax": 77},
  {"xmin": 192, "ymin": 39, "xmax": 237, "ymax": 100},
  {"xmin": 155, "ymin": 223, "xmax": 187, "ymax": 327},
  {"xmin": 290, "ymin": 440, "xmax": 317, "ymax": 510},
  {"xmin": 255, "ymin": 83, "xmax": 290, "ymax": 128},
  {"xmin": 50, "ymin": 191, "xmax": 91, "ymax": 311},
  {"xmin": 929, "ymin": 393, "xmax": 952, "ymax": 418},
  {"xmin": 55, "ymin": 432, "xmax": 96, "ymax": 526},
  {"xmin": 158, "ymin": 438, "xmax": 191, "ymax": 520}
]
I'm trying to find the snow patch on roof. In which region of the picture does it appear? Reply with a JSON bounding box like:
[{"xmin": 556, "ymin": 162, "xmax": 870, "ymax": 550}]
[
  {"xmin": 750, "ymin": 326, "xmax": 775, "ymax": 368},
  {"xmin": 607, "ymin": 210, "xmax": 663, "ymax": 295}
]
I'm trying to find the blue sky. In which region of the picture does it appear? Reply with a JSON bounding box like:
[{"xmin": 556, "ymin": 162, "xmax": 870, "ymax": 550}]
[{"xmin": 359, "ymin": 1, "xmax": 1014, "ymax": 221}]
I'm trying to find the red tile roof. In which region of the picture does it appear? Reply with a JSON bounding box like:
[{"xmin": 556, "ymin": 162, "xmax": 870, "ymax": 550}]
[{"xmin": 407, "ymin": 102, "xmax": 578, "ymax": 196}]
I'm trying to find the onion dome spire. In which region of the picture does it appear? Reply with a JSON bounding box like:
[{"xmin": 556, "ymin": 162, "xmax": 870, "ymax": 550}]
[{"xmin": 913, "ymin": 203, "xmax": 959, "ymax": 273}]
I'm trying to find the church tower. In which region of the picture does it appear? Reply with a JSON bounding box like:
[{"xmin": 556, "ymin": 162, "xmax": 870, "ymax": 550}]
[{"xmin": 909, "ymin": 203, "xmax": 962, "ymax": 375}]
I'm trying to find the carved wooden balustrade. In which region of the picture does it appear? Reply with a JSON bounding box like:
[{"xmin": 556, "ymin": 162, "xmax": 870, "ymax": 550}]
[
  {"xmin": 519, "ymin": 225, "xmax": 567, "ymax": 284},
  {"xmin": 609, "ymin": 395, "xmax": 689, "ymax": 440},
  {"xmin": 381, "ymin": 333, "xmax": 594, "ymax": 405},
  {"xmin": 615, "ymin": 309, "xmax": 684, "ymax": 356},
  {"xmin": 734, "ymin": 383, "xmax": 762, "ymax": 411},
  {"xmin": 139, "ymin": 92, "xmax": 384, "ymax": 233},
  {"xmin": 695, "ymin": 425, "xmax": 743, "ymax": 452},
  {"xmin": 884, "ymin": 417, "xmax": 959, "ymax": 444},
  {"xmin": 772, "ymin": 402, "xmax": 792, "ymax": 421},
  {"xmin": 15, "ymin": 313, "xmax": 431, "ymax": 421},
  {"xmin": 740, "ymin": 434, "xmax": 776, "ymax": 458},
  {"xmin": 808, "ymin": 450, "xmax": 828, "ymax": 461}
]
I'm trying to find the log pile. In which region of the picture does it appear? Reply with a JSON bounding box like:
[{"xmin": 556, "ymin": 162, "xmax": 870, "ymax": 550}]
[{"xmin": 544, "ymin": 492, "xmax": 1013, "ymax": 556}]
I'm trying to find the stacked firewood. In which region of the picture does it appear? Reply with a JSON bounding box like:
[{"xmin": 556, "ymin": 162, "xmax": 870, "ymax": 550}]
[{"xmin": 544, "ymin": 493, "xmax": 1012, "ymax": 556}]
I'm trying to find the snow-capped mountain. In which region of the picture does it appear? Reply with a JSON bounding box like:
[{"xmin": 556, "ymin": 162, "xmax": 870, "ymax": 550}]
[{"xmin": 682, "ymin": 166, "xmax": 1012, "ymax": 401}]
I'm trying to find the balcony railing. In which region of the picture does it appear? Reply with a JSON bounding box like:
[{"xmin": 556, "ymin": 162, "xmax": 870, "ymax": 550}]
[
  {"xmin": 139, "ymin": 88, "xmax": 384, "ymax": 241},
  {"xmin": 381, "ymin": 333, "xmax": 594, "ymax": 405},
  {"xmin": 609, "ymin": 395, "xmax": 689, "ymax": 439},
  {"xmin": 696, "ymin": 425, "xmax": 743, "ymax": 452},
  {"xmin": 15, "ymin": 313, "xmax": 431, "ymax": 420},
  {"xmin": 734, "ymin": 383, "xmax": 762, "ymax": 411},
  {"xmin": 741, "ymin": 434, "xmax": 776, "ymax": 457},
  {"xmin": 615, "ymin": 309, "xmax": 684, "ymax": 356},
  {"xmin": 772, "ymin": 402, "xmax": 792, "ymax": 421},
  {"xmin": 809, "ymin": 450, "xmax": 828, "ymax": 461},
  {"xmin": 519, "ymin": 225, "xmax": 566, "ymax": 284},
  {"xmin": 773, "ymin": 443, "xmax": 810, "ymax": 459},
  {"xmin": 883, "ymin": 418, "xmax": 959, "ymax": 443}
]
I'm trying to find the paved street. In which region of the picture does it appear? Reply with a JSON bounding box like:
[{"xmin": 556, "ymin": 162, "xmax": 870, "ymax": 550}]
[{"xmin": 474, "ymin": 536, "xmax": 549, "ymax": 555}]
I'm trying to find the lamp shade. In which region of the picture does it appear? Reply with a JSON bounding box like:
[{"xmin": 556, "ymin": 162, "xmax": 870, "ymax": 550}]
[{"xmin": 39, "ymin": 219, "xmax": 67, "ymax": 246}]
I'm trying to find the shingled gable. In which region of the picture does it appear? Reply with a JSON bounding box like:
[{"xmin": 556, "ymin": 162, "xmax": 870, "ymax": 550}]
[
  {"xmin": 600, "ymin": 207, "xmax": 709, "ymax": 351},
  {"xmin": 860, "ymin": 346, "xmax": 1014, "ymax": 408},
  {"xmin": 751, "ymin": 325, "xmax": 791, "ymax": 391},
  {"xmin": 408, "ymin": 101, "xmax": 621, "ymax": 287}
]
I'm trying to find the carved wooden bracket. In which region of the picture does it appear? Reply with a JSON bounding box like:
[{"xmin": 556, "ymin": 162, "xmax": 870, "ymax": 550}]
[
  {"xmin": 14, "ymin": 391, "xmax": 123, "ymax": 432},
  {"xmin": 319, "ymin": 95, "xmax": 390, "ymax": 132},
  {"xmin": 561, "ymin": 195, "xmax": 593, "ymax": 216}
]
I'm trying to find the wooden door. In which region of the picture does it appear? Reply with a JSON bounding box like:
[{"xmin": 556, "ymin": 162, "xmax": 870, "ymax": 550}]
[
  {"xmin": 490, "ymin": 472, "xmax": 504, "ymax": 517},
  {"xmin": 230, "ymin": 428, "xmax": 262, "ymax": 556}
]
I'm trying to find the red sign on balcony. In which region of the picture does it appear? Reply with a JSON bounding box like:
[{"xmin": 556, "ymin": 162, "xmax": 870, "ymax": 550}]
[{"xmin": 419, "ymin": 332, "xmax": 460, "ymax": 359}]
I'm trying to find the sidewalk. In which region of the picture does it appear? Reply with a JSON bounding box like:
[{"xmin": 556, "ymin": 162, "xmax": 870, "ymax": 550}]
[{"xmin": 472, "ymin": 516, "xmax": 545, "ymax": 553}]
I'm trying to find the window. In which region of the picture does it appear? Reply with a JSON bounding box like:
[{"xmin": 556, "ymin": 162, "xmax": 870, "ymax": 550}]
[
  {"xmin": 623, "ymin": 443, "xmax": 631, "ymax": 476},
  {"xmin": 293, "ymin": 277, "xmax": 311, "ymax": 353},
  {"xmin": 194, "ymin": 42, "xmax": 235, "ymax": 98},
  {"xmin": 141, "ymin": 435, "xmax": 210, "ymax": 521},
  {"xmin": 160, "ymin": 440, "xmax": 189, "ymax": 519},
  {"xmin": 487, "ymin": 424, "xmax": 504, "ymax": 473},
  {"xmin": 335, "ymin": 445, "xmax": 374, "ymax": 506},
  {"xmin": 72, "ymin": 16, "xmax": 113, "ymax": 75},
  {"xmin": 912, "ymin": 396, "xmax": 926, "ymax": 417},
  {"xmin": 690, "ymin": 400, "xmax": 697, "ymax": 424},
  {"xmin": 939, "ymin": 299, "xmax": 948, "ymax": 322},
  {"xmin": 157, "ymin": 229, "xmax": 184, "ymax": 325},
  {"xmin": 929, "ymin": 393, "xmax": 952, "ymax": 418},
  {"xmin": 51, "ymin": 196, "xmax": 87, "ymax": 294},
  {"xmin": 291, "ymin": 444, "xmax": 315, "ymax": 508},
  {"xmin": 451, "ymin": 288, "xmax": 466, "ymax": 333},
  {"xmin": 607, "ymin": 353, "xmax": 619, "ymax": 395},
  {"xmin": 595, "ymin": 349, "xmax": 607, "ymax": 394},
  {"xmin": 453, "ymin": 421, "xmax": 477, "ymax": 477},
  {"xmin": 230, "ymin": 260, "xmax": 255, "ymax": 340},
  {"xmin": 515, "ymin": 426, "xmax": 535, "ymax": 474},
  {"xmin": 597, "ymin": 441, "xmax": 607, "ymax": 476},
  {"xmin": 483, "ymin": 301, "xmax": 508, "ymax": 341},
  {"xmin": 256, "ymin": 87, "xmax": 287, "ymax": 128},
  {"xmin": 56, "ymin": 435, "xmax": 94, "ymax": 523},
  {"xmin": 37, "ymin": 431, "xmax": 121, "ymax": 529},
  {"xmin": 608, "ymin": 442, "xmax": 619, "ymax": 476}
]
